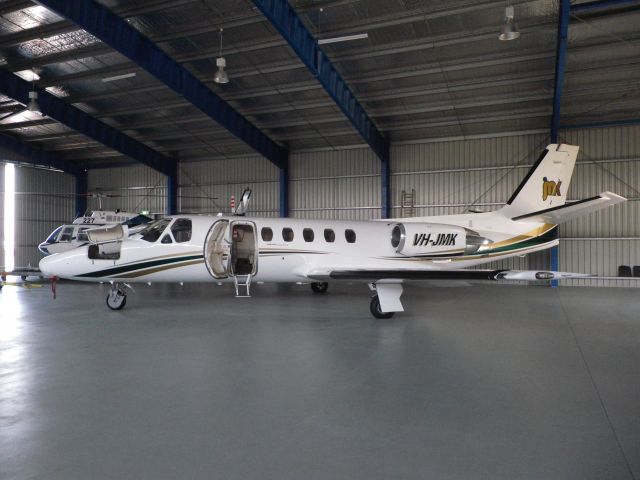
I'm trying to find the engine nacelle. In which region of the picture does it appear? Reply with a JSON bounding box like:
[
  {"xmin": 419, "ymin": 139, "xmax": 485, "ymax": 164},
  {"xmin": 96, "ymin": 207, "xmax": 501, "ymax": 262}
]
[{"xmin": 390, "ymin": 223, "xmax": 490, "ymax": 257}]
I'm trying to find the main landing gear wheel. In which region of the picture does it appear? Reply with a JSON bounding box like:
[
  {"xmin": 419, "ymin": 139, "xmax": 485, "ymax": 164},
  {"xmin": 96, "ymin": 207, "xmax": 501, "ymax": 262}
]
[
  {"xmin": 311, "ymin": 282, "xmax": 329, "ymax": 294},
  {"xmin": 370, "ymin": 295, "xmax": 394, "ymax": 319},
  {"xmin": 106, "ymin": 286, "xmax": 127, "ymax": 310}
]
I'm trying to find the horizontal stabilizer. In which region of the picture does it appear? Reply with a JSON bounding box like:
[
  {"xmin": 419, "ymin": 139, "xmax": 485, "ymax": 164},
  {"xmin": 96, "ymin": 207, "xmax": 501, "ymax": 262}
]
[
  {"xmin": 511, "ymin": 192, "xmax": 626, "ymax": 224},
  {"xmin": 308, "ymin": 269, "xmax": 590, "ymax": 282}
]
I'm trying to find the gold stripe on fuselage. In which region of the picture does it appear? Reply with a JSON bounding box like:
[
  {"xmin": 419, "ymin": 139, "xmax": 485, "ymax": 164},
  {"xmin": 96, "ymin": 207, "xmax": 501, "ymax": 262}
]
[{"xmin": 484, "ymin": 223, "xmax": 555, "ymax": 249}]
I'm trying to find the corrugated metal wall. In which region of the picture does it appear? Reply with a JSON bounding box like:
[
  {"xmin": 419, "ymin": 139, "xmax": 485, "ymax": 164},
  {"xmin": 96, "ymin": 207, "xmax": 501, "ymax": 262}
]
[
  {"xmin": 290, "ymin": 148, "xmax": 381, "ymax": 220},
  {"xmin": 87, "ymin": 165, "xmax": 167, "ymax": 215},
  {"xmin": 15, "ymin": 166, "xmax": 74, "ymax": 268},
  {"xmin": 179, "ymin": 156, "xmax": 279, "ymax": 217},
  {"xmin": 559, "ymin": 126, "xmax": 640, "ymax": 286}
]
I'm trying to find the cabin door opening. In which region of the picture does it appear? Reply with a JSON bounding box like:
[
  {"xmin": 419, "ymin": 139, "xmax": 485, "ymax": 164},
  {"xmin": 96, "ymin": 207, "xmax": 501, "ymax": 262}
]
[{"xmin": 229, "ymin": 221, "xmax": 258, "ymax": 276}]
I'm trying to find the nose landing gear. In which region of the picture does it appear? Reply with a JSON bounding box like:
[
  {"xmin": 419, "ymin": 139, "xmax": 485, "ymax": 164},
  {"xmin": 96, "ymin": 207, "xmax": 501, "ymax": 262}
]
[
  {"xmin": 106, "ymin": 283, "xmax": 127, "ymax": 310},
  {"xmin": 310, "ymin": 282, "xmax": 329, "ymax": 294}
]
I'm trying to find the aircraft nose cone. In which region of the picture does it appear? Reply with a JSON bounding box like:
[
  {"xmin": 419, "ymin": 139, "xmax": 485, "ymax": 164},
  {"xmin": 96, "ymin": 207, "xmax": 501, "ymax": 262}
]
[{"xmin": 38, "ymin": 255, "xmax": 54, "ymax": 276}]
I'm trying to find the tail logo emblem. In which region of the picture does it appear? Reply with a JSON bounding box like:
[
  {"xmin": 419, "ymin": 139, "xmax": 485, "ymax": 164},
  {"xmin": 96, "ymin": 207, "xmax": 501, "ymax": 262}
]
[{"xmin": 542, "ymin": 177, "xmax": 562, "ymax": 201}]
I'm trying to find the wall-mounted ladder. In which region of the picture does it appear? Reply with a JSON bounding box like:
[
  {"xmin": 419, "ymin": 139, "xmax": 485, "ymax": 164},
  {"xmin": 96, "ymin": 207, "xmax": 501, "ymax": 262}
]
[{"xmin": 400, "ymin": 189, "xmax": 416, "ymax": 218}]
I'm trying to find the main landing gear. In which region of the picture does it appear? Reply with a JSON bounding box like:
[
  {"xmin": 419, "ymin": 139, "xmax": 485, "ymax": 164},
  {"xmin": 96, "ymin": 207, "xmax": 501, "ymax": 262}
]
[
  {"xmin": 370, "ymin": 295, "xmax": 394, "ymax": 319},
  {"xmin": 106, "ymin": 283, "xmax": 127, "ymax": 310},
  {"xmin": 310, "ymin": 282, "xmax": 329, "ymax": 294}
]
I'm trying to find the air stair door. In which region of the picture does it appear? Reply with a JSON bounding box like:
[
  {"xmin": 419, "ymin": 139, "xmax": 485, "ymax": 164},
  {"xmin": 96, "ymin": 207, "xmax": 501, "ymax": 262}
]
[{"xmin": 204, "ymin": 219, "xmax": 230, "ymax": 279}]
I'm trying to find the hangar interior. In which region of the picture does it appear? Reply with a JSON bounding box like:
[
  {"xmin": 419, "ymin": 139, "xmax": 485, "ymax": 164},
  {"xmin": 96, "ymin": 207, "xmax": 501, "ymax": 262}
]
[
  {"xmin": 1, "ymin": 1, "xmax": 640, "ymax": 479},
  {"xmin": 0, "ymin": 0, "xmax": 639, "ymax": 282}
]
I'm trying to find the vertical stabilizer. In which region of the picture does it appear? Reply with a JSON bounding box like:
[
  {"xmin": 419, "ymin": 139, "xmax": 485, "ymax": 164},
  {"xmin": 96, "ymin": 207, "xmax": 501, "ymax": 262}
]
[{"xmin": 502, "ymin": 144, "xmax": 579, "ymax": 217}]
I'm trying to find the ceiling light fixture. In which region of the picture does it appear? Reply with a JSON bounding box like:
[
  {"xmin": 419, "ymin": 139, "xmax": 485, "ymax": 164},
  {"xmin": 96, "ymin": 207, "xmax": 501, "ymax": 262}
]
[
  {"xmin": 318, "ymin": 33, "xmax": 369, "ymax": 45},
  {"xmin": 499, "ymin": 5, "xmax": 520, "ymax": 41},
  {"xmin": 27, "ymin": 69, "xmax": 42, "ymax": 114},
  {"xmin": 214, "ymin": 28, "xmax": 229, "ymax": 84},
  {"xmin": 102, "ymin": 72, "xmax": 137, "ymax": 82}
]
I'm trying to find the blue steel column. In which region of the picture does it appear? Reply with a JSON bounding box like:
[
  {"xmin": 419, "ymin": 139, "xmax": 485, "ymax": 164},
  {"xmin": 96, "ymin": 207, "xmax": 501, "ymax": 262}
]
[
  {"xmin": 381, "ymin": 157, "xmax": 391, "ymax": 219},
  {"xmin": 279, "ymin": 156, "xmax": 289, "ymax": 218},
  {"xmin": 167, "ymin": 171, "xmax": 178, "ymax": 215},
  {"xmin": 75, "ymin": 170, "xmax": 87, "ymax": 217},
  {"xmin": 550, "ymin": 0, "xmax": 570, "ymax": 285}
]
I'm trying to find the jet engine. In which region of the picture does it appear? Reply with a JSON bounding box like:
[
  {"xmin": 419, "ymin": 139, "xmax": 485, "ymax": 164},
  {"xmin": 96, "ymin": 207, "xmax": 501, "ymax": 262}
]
[{"xmin": 390, "ymin": 223, "xmax": 491, "ymax": 257}]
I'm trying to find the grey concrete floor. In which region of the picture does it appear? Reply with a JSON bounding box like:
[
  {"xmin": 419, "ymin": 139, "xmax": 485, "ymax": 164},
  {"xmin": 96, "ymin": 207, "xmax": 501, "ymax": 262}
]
[{"xmin": 1, "ymin": 281, "xmax": 639, "ymax": 480}]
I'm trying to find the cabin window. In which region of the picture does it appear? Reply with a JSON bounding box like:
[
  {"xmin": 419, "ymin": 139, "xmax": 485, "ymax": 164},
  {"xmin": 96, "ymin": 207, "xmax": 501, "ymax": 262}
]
[
  {"xmin": 171, "ymin": 218, "xmax": 192, "ymax": 242},
  {"xmin": 303, "ymin": 228, "xmax": 314, "ymax": 242},
  {"xmin": 282, "ymin": 228, "xmax": 294, "ymax": 242},
  {"xmin": 77, "ymin": 228, "xmax": 90, "ymax": 242},
  {"xmin": 345, "ymin": 229, "xmax": 356, "ymax": 243},
  {"xmin": 161, "ymin": 234, "xmax": 173, "ymax": 244},
  {"xmin": 324, "ymin": 229, "xmax": 335, "ymax": 243},
  {"xmin": 107, "ymin": 215, "xmax": 113, "ymax": 222},
  {"xmin": 59, "ymin": 227, "xmax": 74, "ymax": 242},
  {"xmin": 140, "ymin": 218, "xmax": 171, "ymax": 242},
  {"xmin": 261, "ymin": 227, "xmax": 273, "ymax": 242}
]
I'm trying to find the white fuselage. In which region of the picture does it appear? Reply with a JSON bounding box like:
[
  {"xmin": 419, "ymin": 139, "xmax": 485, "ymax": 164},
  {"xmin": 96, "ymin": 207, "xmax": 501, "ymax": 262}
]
[{"xmin": 39, "ymin": 211, "xmax": 557, "ymax": 284}]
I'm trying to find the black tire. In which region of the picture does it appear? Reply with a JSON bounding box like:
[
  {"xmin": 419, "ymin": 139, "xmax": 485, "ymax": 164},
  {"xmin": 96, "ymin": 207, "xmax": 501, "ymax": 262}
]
[
  {"xmin": 106, "ymin": 291, "xmax": 127, "ymax": 310},
  {"xmin": 370, "ymin": 295, "xmax": 394, "ymax": 319},
  {"xmin": 310, "ymin": 282, "xmax": 329, "ymax": 294}
]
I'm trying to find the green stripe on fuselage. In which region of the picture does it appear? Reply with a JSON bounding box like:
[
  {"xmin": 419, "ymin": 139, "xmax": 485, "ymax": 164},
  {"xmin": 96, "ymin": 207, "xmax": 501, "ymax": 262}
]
[{"xmin": 76, "ymin": 254, "xmax": 204, "ymax": 278}]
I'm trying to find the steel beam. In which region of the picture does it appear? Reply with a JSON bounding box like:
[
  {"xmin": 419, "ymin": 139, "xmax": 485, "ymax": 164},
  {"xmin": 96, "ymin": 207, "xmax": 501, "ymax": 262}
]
[
  {"xmin": 252, "ymin": 0, "xmax": 390, "ymax": 216},
  {"xmin": 560, "ymin": 118, "xmax": 640, "ymax": 129},
  {"xmin": 75, "ymin": 170, "xmax": 88, "ymax": 217},
  {"xmin": 37, "ymin": 0, "xmax": 288, "ymax": 170},
  {"xmin": 0, "ymin": 131, "xmax": 80, "ymax": 174},
  {"xmin": 570, "ymin": 0, "xmax": 640, "ymax": 12},
  {"xmin": 0, "ymin": 69, "xmax": 176, "ymax": 177}
]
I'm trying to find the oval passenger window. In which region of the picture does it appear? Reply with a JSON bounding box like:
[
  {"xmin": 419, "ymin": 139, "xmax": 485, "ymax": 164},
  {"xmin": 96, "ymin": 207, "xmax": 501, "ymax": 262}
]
[{"xmin": 282, "ymin": 228, "xmax": 294, "ymax": 242}]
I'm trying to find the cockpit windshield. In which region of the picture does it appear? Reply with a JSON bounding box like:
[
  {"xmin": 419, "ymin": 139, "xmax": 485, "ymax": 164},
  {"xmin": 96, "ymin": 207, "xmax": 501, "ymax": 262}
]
[
  {"xmin": 45, "ymin": 226, "xmax": 63, "ymax": 244},
  {"xmin": 139, "ymin": 218, "xmax": 171, "ymax": 242}
]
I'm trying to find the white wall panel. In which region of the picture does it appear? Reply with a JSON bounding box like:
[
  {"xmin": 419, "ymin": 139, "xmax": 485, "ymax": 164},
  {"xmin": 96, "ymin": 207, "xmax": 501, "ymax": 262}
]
[
  {"xmin": 88, "ymin": 165, "xmax": 166, "ymax": 215},
  {"xmin": 15, "ymin": 167, "xmax": 74, "ymax": 268},
  {"xmin": 290, "ymin": 148, "xmax": 381, "ymax": 219},
  {"xmin": 179, "ymin": 156, "xmax": 279, "ymax": 216}
]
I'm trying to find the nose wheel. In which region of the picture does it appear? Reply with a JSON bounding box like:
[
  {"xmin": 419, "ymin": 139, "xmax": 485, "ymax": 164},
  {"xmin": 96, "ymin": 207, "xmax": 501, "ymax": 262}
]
[
  {"xmin": 106, "ymin": 284, "xmax": 127, "ymax": 310},
  {"xmin": 310, "ymin": 282, "xmax": 328, "ymax": 294}
]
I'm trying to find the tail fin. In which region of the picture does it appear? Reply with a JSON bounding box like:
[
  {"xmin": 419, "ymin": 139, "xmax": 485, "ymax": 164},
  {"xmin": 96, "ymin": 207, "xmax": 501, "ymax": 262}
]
[{"xmin": 502, "ymin": 143, "xmax": 579, "ymax": 217}]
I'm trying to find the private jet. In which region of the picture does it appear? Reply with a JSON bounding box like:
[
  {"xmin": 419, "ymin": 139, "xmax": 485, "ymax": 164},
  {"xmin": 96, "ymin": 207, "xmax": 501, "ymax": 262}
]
[{"xmin": 39, "ymin": 144, "xmax": 626, "ymax": 318}]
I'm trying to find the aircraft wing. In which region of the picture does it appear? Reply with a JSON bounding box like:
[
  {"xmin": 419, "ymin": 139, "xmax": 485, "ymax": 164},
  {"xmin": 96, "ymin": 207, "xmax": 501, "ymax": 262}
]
[
  {"xmin": 511, "ymin": 192, "xmax": 626, "ymax": 224},
  {"xmin": 307, "ymin": 269, "xmax": 590, "ymax": 282}
]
